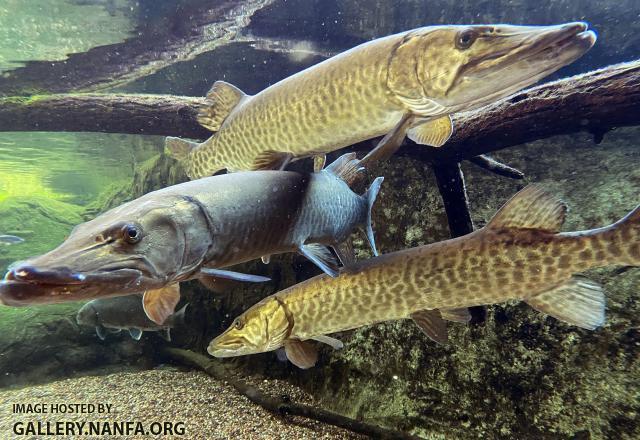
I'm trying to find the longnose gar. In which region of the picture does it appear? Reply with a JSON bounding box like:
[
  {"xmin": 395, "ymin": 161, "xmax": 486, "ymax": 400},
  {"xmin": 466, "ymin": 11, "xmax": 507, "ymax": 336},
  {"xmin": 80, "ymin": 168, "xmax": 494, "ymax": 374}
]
[
  {"xmin": 0, "ymin": 154, "xmax": 381, "ymax": 325},
  {"xmin": 210, "ymin": 186, "xmax": 640, "ymax": 368},
  {"xmin": 166, "ymin": 23, "xmax": 595, "ymax": 179}
]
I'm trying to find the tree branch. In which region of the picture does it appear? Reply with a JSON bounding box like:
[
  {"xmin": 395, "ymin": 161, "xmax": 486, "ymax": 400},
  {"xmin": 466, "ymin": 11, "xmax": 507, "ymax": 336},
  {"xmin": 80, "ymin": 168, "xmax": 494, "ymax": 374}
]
[{"xmin": 162, "ymin": 348, "xmax": 424, "ymax": 440}]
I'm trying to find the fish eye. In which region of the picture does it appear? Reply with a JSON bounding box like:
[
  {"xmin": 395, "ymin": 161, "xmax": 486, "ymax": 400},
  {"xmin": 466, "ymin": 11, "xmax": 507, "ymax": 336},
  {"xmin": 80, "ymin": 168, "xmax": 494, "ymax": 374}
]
[
  {"xmin": 234, "ymin": 319, "xmax": 244, "ymax": 330},
  {"xmin": 455, "ymin": 29, "xmax": 477, "ymax": 50},
  {"xmin": 121, "ymin": 224, "xmax": 141, "ymax": 244}
]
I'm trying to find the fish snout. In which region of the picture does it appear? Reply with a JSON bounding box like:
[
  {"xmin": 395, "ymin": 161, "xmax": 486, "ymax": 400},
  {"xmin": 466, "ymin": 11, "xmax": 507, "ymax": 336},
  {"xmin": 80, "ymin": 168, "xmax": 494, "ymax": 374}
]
[{"xmin": 8, "ymin": 264, "xmax": 86, "ymax": 284}]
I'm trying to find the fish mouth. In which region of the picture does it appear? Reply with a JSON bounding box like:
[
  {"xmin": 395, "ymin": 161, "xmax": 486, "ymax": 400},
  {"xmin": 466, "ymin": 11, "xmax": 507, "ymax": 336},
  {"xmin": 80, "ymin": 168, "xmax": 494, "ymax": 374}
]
[
  {"xmin": 208, "ymin": 335, "xmax": 256, "ymax": 357},
  {"xmin": 0, "ymin": 264, "xmax": 151, "ymax": 306},
  {"xmin": 447, "ymin": 22, "xmax": 596, "ymax": 111}
]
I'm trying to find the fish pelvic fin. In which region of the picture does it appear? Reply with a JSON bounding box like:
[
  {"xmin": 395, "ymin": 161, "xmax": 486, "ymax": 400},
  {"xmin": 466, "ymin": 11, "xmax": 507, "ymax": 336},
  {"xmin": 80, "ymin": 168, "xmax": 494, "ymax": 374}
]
[
  {"xmin": 363, "ymin": 177, "xmax": 384, "ymax": 256},
  {"xmin": 407, "ymin": 115, "xmax": 453, "ymax": 147},
  {"xmin": 410, "ymin": 310, "xmax": 448, "ymax": 344},
  {"xmin": 487, "ymin": 184, "xmax": 567, "ymax": 233},
  {"xmin": 284, "ymin": 339, "xmax": 318, "ymax": 369},
  {"xmin": 324, "ymin": 152, "xmax": 364, "ymax": 186},
  {"xmin": 198, "ymin": 81, "xmax": 248, "ymax": 131},
  {"xmin": 299, "ymin": 243, "xmax": 339, "ymax": 277},
  {"xmin": 251, "ymin": 150, "xmax": 294, "ymax": 171},
  {"xmin": 526, "ymin": 276, "xmax": 605, "ymax": 330}
]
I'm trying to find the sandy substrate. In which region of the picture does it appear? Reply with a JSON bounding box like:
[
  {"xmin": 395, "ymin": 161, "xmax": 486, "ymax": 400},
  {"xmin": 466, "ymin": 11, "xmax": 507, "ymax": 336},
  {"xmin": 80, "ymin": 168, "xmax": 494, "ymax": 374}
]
[{"xmin": 0, "ymin": 368, "xmax": 362, "ymax": 439}]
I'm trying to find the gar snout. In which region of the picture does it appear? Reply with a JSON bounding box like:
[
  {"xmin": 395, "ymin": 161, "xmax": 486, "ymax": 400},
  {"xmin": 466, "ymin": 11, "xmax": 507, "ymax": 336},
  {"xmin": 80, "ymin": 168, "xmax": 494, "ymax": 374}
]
[{"xmin": 5, "ymin": 264, "xmax": 86, "ymax": 284}]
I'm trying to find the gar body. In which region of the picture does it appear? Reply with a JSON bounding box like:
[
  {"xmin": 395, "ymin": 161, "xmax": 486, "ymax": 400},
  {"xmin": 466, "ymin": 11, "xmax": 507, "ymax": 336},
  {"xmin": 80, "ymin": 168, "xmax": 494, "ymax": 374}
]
[
  {"xmin": 210, "ymin": 186, "xmax": 640, "ymax": 368},
  {"xmin": 0, "ymin": 154, "xmax": 381, "ymax": 325},
  {"xmin": 167, "ymin": 22, "xmax": 596, "ymax": 178}
]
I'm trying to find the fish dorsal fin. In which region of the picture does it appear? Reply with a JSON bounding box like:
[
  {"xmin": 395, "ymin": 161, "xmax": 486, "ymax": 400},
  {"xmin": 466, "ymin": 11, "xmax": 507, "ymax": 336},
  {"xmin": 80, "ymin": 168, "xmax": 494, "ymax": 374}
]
[
  {"xmin": 311, "ymin": 335, "xmax": 343, "ymax": 350},
  {"xmin": 299, "ymin": 243, "xmax": 339, "ymax": 277},
  {"xmin": 440, "ymin": 307, "xmax": 472, "ymax": 323},
  {"xmin": 284, "ymin": 339, "xmax": 318, "ymax": 369},
  {"xmin": 407, "ymin": 115, "xmax": 453, "ymax": 147},
  {"xmin": 410, "ymin": 310, "xmax": 447, "ymax": 344},
  {"xmin": 486, "ymin": 185, "xmax": 568, "ymax": 233},
  {"xmin": 197, "ymin": 81, "xmax": 248, "ymax": 131},
  {"xmin": 526, "ymin": 276, "xmax": 604, "ymax": 329},
  {"xmin": 251, "ymin": 150, "xmax": 293, "ymax": 171},
  {"xmin": 143, "ymin": 283, "xmax": 181, "ymax": 325},
  {"xmin": 324, "ymin": 152, "xmax": 364, "ymax": 185}
]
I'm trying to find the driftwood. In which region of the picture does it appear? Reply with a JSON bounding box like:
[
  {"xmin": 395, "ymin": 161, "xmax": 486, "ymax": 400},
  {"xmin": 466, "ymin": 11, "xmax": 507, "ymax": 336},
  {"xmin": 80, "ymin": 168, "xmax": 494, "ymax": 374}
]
[
  {"xmin": 162, "ymin": 347, "xmax": 424, "ymax": 440},
  {"xmin": 1, "ymin": 60, "xmax": 638, "ymax": 158}
]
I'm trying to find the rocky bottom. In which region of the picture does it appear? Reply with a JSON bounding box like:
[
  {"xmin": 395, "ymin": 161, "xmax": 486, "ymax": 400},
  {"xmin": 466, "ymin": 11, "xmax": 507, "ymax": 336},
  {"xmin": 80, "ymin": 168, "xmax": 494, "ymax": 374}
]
[{"xmin": 0, "ymin": 368, "xmax": 362, "ymax": 439}]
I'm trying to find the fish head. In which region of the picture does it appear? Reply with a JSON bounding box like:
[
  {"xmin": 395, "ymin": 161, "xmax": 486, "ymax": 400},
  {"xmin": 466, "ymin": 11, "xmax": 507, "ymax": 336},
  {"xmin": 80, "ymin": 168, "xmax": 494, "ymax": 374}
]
[
  {"xmin": 388, "ymin": 22, "xmax": 596, "ymax": 115},
  {"xmin": 208, "ymin": 297, "xmax": 290, "ymax": 358},
  {"xmin": 76, "ymin": 301, "xmax": 100, "ymax": 326},
  {"xmin": 0, "ymin": 195, "xmax": 212, "ymax": 306}
]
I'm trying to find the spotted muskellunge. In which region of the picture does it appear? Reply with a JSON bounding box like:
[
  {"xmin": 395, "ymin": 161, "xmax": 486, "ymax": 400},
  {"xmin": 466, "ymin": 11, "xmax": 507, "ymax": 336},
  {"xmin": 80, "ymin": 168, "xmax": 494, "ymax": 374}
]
[
  {"xmin": 209, "ymin": 185, "xmax": 640, "ymax": 368},
  {"xmin": 166, "ymin": 23, "xmax": 596, "ymax": 179}
]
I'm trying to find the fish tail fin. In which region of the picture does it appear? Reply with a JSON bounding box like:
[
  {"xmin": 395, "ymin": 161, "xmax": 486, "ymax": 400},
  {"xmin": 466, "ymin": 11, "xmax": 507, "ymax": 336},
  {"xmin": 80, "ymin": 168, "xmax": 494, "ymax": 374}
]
[
  {"xmin": 363, "ymin": 176, "xmax": 384, "ymax": 256},
  {"xmin": 324, "ymin": 152, "xmax": 364, "ymax": 186},
  {"xmin": 605, "ymin": 204, "xmax": 640, "ymax": 266}
]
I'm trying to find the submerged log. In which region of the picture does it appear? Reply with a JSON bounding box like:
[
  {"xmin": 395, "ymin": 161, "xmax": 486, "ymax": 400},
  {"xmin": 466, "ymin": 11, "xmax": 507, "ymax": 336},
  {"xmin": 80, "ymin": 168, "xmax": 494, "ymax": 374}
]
[
  {"xmin": 163, "ymin": 348, "xmax": 424, "ymax": 440},
  {"xmin": 0, "ymin": 60, "xmax": 638, "ymax": 161}
]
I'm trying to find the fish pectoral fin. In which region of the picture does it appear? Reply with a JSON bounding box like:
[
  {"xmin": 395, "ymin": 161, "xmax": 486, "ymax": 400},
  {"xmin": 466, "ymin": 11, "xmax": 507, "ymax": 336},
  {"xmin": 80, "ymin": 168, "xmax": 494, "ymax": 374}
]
[
  {"xmin": 299, "ymin": 243, "xmax": 339, "ymax": 277},
  {"xmin": 440, "ymin": 307, "xmax": 472, "ymax": 323},
  {"xmin": 143, "ymin": 284, "xmax": 181, "ymax": 326},
  {"xmin": 526, "ymin": 277, "xmax": 605, "ymax": 330},
  {"xmin": 198, "ymin": 81, "xmax": 248, "ymax": 131},
  {"xmin": 261, "ymin": 255, "xmax": 271, "ymax": 264},
  {"xmin": 313, "ymin": 154, "xmax": 327, "ymax": 172},
  {"xmin": 251, "ymin": 150, "xmax": 294, "ymax": 171},
  {"xmin": 129, "ymin": 328, "xmax": 143, "ymax": 341},
  {"xmin": 358, "ymin": 113, "xmax": 414, "ymax": 170},
  {"xmin": 486, "ymin": 185, "xmax": 567, "ymax": 233},
  {"xmin": 324, "ymin": 153, "xmax": 364, "ymax": 185},
  {"xmin": 199, "ymin": 268, "xmax": 270, "ymax": 283},
  {"xmin": 107, "ymin": 328, "xmax": 122, "ymax": 334},
  {"xmin": 407, "ymin": 115, "xmax": 453, "ymax": 147},
  {"xmin": 284, "ymin": 340, "xmax": 318, "ymax": 369},
  {"xmin": 160, "ymin": 328, "xmax": 172, "ymax": 342},
  {"xmin": 311, "ymin": 335, "xmax": 344, "ymax": 350},
  {"xmin": 332, "ymin": 238, "xmax": 356, "ymax": 266},
  {"xmin": 95, "ymin": 325, "xmax": 107, "ymax": 341},
  {"xmin": 410, "ymin": 310, "xmax": 448, "ymax": 344}
]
